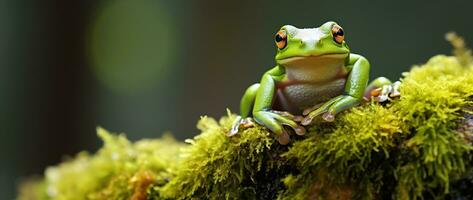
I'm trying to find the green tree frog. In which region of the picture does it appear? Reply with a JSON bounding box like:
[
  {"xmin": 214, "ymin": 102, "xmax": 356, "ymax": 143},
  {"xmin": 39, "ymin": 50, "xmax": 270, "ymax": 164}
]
[{"xmin": 229, "ymin": 21, "xmax": 400, "ymax": 144}]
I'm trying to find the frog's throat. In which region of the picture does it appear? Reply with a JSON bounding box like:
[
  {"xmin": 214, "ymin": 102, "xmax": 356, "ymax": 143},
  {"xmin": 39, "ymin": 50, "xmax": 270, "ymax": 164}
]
[
  {"xmin": 277, "ymin": 53, "xmax": 348, "ymax": 83},
  {"xmin": 276, "ymin": 53, "xmax": 348, "ymax": 65}
]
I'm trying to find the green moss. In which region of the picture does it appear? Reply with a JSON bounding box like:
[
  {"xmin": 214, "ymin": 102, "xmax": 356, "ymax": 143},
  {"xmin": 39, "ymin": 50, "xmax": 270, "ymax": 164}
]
[
  {"xmin": 446, "ymin": 32, "xmax": 473, "ymax": 66},
  {"xmin": 280, "ymin": 102, "xmax": 403, "ymax": 199},
  {"xmin": 279, "ymin": 47, "xmax": 473, "ymax": 199},
  {"xmin": 156, "ymin": 113, "xmax": 280, "ymax": 199},
  {"xmin": 18, "ymin": 37, "xmax": 473, "ymax": 200},
  {"xmin": 393, "ymin": 55, "xmax": 473, "ymax": 199},
  {"xmin": 19, "ymin": 128, "xmax": 185, "ymax": 200}
]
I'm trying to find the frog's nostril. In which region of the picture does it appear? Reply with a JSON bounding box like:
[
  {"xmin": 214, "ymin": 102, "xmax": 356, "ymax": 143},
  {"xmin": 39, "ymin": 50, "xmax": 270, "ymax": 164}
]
[{"xmin": 299, "ymin": 40, "xmax": 306, "ymax": 48}]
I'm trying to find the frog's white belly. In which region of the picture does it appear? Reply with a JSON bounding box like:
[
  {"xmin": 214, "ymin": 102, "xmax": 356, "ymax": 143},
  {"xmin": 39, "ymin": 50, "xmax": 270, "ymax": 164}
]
[
  {"xmin": 276, "ymin": 78, "xmax": 346, "ymax": 113},
  {"xmin": 274, "ymin": 54, "xmax": 348, "ymax": 113}
]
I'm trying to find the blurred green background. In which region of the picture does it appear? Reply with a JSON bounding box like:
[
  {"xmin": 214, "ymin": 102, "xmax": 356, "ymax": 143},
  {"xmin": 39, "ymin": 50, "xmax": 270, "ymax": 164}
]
[{"xmin": 1, "ymin": 0, "xmax": 472, "ymax": 198}]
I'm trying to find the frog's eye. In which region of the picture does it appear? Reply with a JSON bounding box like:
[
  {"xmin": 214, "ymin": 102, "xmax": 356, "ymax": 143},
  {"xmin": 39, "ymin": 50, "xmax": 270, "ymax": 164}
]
[
  {"xmin": 275, "ymin": 30, "xmax": 287, "ymax": 49},
  {"xmin": 331, "ymin": 25, "xmax": 344, "ymax": 44}
]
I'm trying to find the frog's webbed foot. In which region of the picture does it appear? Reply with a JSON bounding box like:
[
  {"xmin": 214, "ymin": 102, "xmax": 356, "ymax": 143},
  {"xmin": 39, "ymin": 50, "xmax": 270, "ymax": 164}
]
[
  {"xmin": 302, "ymin": 102, "xmax": 324, "ymax": 116},
  {"xmin": 302, "ymin": 95, "xmax": 359, "ymax": 125},
  {"xmin": 254, "ymin": 110, "xmax": 306, "ymax": 145},
  {"xmin": 227, "ymin": 116, "xmax": 255, "ymax": 137},
  {"xmin": 370, "ymin": 81, "xmax": 401, "ymax": 102},
  {"xmin": 301, "ymin": 104, "xmax": 333, "ymax": 126}
]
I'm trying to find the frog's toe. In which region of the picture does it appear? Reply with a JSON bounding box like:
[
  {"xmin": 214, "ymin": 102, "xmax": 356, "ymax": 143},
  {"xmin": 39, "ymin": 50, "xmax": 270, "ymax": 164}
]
[
  {"xmin": 303, "ymin": 111, "xmax": 335, "ymax": 124},
  {"xmin": 293, "ymin": 125, "xmax": 306, "ymax": 135},
  {"xmin": 254, "ymin": 110, "xmax": 304, "ymax": 144},
  {"xmin": 389, "ymin": 81, "xmax": 401, "ymax": 97},
  {"xmin": 227, "ymin": 116, "xmax": 254, "ymax": 137},
  {"xmin": 277, "ymin": 124, "xmax": 305, "ymax": 144},
  {"xmin": 373, "ymin": 85, "xmax": 391, "ymax": 102},
  {"xmin": 302, "ymin": 103, "xmax": 324, "ymax": 116},
  {"xmin": 270, "ymin": 110, "xmax": 304, "ymax": 122},
  {"xmin": 369, "ymin": 87, "xmax": 382, "ymax": 98},
  {"xmin": 280, "ymin": 123, "xmax": 306, "ymax": 136},
  {"xmin": 376, "ymin": 94, "xmax": 389, "ymax": 102},
  {"xmin": 301, "ymin": 113, "xmax": 327, "ymax": 125},
  {"xmin": 322, "ymin": 112, "xmax": 335, "ymax": 122},
  {"xmin": 268, "ymin": 111, "xmax": 306, "ymax": 136},
  {"xmin": 301, "ymin": 108, "xmax": 327, "ymax": 125},
  {"xmin": 301, "ymin": 116, "xmax": 314, "ymax": 126},
  {"xmin": 277, "ymin": 130, "xmax": 291, "ymax": 145},
  {"xmin": 293, "ymin": 115, "xmax": 304, "ymax": 122},
  {"xmin": 228, "ymin": 116, "xmax": 242, "ymax": 136},
  {"xmin": 241, "ymin": 118, "xmax": 255, "ymax": 128},
  {"xmin": 373, "ymin": 81, "xmax": 402, "ymax": 102},
  {"xmin": 389, "ymin": 91, "xmax": 400, "ymax": 98}
]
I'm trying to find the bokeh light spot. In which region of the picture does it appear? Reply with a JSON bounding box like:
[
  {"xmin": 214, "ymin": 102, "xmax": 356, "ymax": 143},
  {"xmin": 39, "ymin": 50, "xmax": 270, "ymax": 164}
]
[{"xmin": 90, "ymin": 0, "xmax": 176, "ymax": 93}]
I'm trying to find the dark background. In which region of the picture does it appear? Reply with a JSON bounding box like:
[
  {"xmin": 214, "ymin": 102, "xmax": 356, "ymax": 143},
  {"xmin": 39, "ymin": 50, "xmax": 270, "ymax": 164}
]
[{"xmin": 1, "ymin": 0, "xmax": 472, "ymax": 198}]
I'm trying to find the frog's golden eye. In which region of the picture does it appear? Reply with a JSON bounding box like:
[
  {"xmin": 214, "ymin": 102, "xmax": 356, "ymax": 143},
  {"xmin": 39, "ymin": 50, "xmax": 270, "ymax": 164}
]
[
  {"xmin": 275, "ymin": 30, "xmax": 287, "ymax": 49},
  {"xmin": 331, "ymin": 25, "xmax": 344, "ymax": 44}
]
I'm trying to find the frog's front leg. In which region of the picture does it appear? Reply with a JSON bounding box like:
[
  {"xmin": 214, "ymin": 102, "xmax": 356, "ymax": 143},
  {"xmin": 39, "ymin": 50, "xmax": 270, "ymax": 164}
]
[
  {"xmin": 302, "ymin": 54, "xmax": 369, "ymax": 125},
  {"xmin": 253, "ymin": 67, "xmax": 306, "ymax": 144}
]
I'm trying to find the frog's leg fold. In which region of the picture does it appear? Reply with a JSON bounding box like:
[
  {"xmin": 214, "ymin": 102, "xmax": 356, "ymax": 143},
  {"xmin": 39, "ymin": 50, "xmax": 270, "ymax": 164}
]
[
  {"xmin": 302, "ymin": 54, "xmax": 370, "ymax": 125},
  {"xmin": 228, "ymin": 83, "xmax": 260, "ymax": 136}
]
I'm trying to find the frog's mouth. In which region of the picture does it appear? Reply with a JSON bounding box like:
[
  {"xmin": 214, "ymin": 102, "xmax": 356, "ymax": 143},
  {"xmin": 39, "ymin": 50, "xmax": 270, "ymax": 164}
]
[{"xmin": 277, "ymin": 53, "xmax": 348, "ymax": 66}]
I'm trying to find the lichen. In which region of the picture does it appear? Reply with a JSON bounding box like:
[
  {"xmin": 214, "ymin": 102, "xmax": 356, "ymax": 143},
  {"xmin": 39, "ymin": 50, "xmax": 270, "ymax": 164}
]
[{"xmin": 18, "ymin": 37, "xmax": 473, "ymax": 200}]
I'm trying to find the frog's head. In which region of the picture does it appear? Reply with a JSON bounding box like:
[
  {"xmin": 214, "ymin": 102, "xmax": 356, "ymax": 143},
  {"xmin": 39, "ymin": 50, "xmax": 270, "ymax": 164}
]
[{"xmin": 274, "ymin": 21, "xmax": 350, "ymax": 66}]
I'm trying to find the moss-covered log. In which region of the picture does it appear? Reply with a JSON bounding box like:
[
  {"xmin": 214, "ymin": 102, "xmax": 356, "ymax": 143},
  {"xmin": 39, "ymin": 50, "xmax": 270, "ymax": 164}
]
[{"xmin": 18, "ymin": 35, "xmax": 473, "ymax": 200}]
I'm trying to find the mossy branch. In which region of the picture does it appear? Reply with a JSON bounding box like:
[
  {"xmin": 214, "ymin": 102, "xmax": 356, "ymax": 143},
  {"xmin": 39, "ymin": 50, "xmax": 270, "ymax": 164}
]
[{"xmin": 18, "ymin": 36, "xmax": 473, "ymax": 200}]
